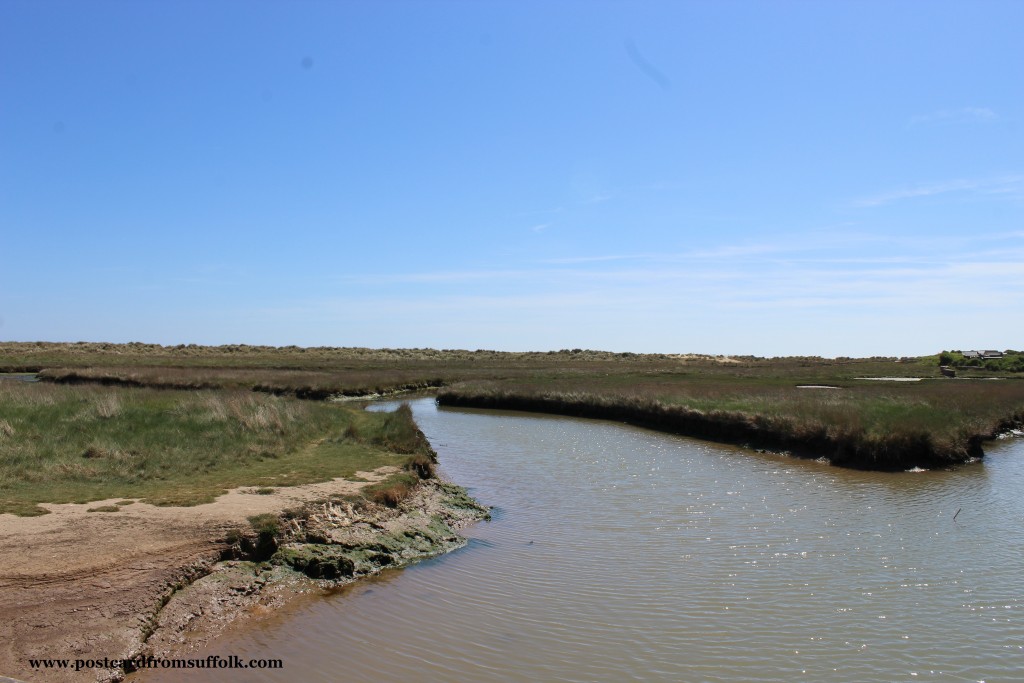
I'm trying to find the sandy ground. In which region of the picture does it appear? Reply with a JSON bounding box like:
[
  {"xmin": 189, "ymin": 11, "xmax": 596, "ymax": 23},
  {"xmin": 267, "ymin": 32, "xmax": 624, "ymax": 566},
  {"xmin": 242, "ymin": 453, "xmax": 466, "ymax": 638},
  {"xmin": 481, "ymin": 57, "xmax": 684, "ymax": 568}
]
[{"xmin": 0, "ymin": 468, "xmax": 399, "ymax": 683}]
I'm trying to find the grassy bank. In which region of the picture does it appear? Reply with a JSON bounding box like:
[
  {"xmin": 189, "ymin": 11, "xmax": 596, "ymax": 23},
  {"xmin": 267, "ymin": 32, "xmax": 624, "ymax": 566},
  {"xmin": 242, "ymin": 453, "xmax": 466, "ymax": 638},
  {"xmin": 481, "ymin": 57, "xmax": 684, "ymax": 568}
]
[
  {"xmin": 437, "ymin": 376, "xmax": 1024, "ymax": 470},
  {"xmin": 0, "ymin": 380, "xmax": 434, "ymax": 516}
]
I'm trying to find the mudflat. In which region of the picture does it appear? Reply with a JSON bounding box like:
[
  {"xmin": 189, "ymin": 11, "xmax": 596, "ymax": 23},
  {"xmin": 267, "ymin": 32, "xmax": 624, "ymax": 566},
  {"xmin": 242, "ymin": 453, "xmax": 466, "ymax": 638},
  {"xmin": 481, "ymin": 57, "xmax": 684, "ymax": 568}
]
[{"xmin": 0, "ymin": 469, "xmax": 398, "ymax": 683}]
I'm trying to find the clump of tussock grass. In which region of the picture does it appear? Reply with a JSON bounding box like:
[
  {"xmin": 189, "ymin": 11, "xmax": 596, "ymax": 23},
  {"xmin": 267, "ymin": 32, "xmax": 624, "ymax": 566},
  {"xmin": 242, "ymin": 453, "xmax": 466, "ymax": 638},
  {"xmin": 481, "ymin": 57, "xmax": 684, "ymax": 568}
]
[
  {"xmin": 405, "ymin": 452, "xmax": 436, "ymax": 479},
  {"xmin": 247, "ymin": 513, "xmax": 280, "ymax": 536},
  {"xmin": 227, "ymin": 395, "xmax": 280, "ymax": 433},
  {"xmin": 244, "ymin": 513, "xmax": 281, "ymax": 559},
  {"xmin": 93, "ymin": 393, "xmax": 122, "ymax": 419},
  {"xmin": 199, "ymin": 393, "xmax": 230, "ymax": 421},
  {"xmin": 364, "ymin": 472, "xmax": 420, "ymax": 508},
  {"xmin": 81, "ymin": 445, "xmax": 110, "ymax": 459}
]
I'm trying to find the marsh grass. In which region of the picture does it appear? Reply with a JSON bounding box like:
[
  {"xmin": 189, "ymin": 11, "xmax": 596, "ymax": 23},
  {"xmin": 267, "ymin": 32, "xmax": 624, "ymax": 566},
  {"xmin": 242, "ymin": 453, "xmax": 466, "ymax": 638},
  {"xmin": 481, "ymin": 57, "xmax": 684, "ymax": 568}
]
[
  {"xmin": 6, "ymin": 341, "xmax": 1023, "ymax": 473},
  {"xmin": 374, "ymin": 403, "xmax": 433, "ymax": 454},
  {"xmin": 438, "ymin": 376, "xmax": 1024, "ymax": 469},
  {"xmin": 337, "ymin": 403, "xmax": 437, "ymax": 501},
  {"xmin": 338, "ymin": 402, "xmax": 436, "ymax": 458},
  {"xmin": 7, "ymin": 342, "xmax": 954, "ymax": 400},
  {"xmin": 0, "ymin": 382, "xmax": 417, "ymax": 515}
]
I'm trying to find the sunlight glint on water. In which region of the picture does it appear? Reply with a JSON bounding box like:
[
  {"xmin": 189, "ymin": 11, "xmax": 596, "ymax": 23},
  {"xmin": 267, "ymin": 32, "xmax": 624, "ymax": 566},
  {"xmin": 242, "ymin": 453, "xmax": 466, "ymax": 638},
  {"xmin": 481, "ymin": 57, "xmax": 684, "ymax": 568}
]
[{"xmin": 145, "ymin": 398, "xmax": 1024, "ymax": 682}]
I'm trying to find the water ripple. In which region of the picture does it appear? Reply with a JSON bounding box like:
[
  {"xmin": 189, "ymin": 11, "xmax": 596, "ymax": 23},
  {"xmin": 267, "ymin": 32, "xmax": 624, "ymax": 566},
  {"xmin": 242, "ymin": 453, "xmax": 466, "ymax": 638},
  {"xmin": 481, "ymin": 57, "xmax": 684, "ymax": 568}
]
[{"xmin": 148, "ymin": 399, "xmax": 1024, "ymax": 682}]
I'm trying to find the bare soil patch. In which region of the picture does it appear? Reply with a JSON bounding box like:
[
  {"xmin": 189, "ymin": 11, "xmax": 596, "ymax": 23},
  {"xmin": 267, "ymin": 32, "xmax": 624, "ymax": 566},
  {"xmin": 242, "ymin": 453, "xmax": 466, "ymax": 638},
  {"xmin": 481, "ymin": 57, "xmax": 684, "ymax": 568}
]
[{"xmin": 0, "ymin": 468, "xmax": 398, "ymax": 683}]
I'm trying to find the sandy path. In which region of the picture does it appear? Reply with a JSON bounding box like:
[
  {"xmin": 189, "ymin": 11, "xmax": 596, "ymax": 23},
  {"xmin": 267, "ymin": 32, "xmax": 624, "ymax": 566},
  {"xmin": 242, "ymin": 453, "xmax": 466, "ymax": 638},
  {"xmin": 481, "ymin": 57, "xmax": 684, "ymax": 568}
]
[{"xmin": 0, "ymin": 468, "xmax": 397, "ymax": 683}]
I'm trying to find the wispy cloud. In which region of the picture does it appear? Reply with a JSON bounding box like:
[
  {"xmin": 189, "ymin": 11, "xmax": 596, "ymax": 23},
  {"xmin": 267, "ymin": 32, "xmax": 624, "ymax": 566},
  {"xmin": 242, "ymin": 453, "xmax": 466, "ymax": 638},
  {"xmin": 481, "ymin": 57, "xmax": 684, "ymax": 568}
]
[
  {"xmin": 541, "ymin": 232, "xmax": 897, "ymax": 266},
  {"xmin": 330, "ymin": 229, "xmax": 1024, "ymax": 295},
  {"xmin": 332, "ymin": 269, "xmax": 538, "ymax": 285},
  {"xmin": 271, "ymin": 255, "xmax": 1024, "ymax": 334},
  {"xmin": 242, "ymin": 227, "xmax": 1024, "ymax": 355},
  {"xmin": 852, "ymin": 175, "xmax": 1024, "ymax": 208},
  {"xmin": 530, "ymin": 222, "xmax": 552, "ymax": 233},
  {"xmin": 541, "ymin": 253, "xmax": 657, "ymax": 265},
  {"xmin": 853, "ymin": 179, "xmax": 980, "ymax": 207},
  {"xmin": 909, "ymin": 107, "xmax": 997, "ymax": 126},
  {"xmin": 513, "ymin": 205, "xmax": 565, "ymax": 218}
]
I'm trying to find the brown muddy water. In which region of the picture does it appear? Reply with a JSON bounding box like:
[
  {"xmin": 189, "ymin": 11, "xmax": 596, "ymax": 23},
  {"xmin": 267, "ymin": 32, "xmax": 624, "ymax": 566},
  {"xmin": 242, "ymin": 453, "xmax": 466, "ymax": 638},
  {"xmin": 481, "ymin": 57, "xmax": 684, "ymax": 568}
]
[{"xmin": 148, "ymin": 397, "xmax": 1024, "ymax": 682}]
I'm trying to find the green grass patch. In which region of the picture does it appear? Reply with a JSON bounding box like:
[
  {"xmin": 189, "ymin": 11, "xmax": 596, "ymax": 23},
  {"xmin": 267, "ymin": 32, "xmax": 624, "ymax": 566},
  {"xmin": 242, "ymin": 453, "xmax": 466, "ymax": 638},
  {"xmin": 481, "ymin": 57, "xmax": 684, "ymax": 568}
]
[
  {"xmin": 337, "ymin": 403, "xmax": 434, "ymax": 454},
  {"xmin": 247, "ymin": 513, "xmax": 280, "ymax": 536},
  {"xmin": 0, "ymin": 383, "xmax": 419, "ymax": 515}
]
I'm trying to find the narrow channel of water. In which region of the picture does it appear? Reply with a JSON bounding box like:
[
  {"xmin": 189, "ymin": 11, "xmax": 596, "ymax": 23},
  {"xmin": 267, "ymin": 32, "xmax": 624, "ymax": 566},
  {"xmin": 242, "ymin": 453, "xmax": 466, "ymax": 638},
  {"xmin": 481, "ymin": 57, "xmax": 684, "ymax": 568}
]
[{"xmin": 150, "ymin": 398, "xmax": 1024, "ymax": 681}]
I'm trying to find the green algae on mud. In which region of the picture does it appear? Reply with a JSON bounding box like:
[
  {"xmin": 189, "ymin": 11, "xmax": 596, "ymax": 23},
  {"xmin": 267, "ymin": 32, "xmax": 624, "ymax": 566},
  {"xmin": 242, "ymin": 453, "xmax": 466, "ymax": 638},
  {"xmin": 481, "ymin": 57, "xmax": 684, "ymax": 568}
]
[
  {"xmin": 141, "ymin": 479, "xmax": 490, "ymax": 664},
  {"xmin": 226, "ymin": 480, "xmax": 487, "ymax": 582}
]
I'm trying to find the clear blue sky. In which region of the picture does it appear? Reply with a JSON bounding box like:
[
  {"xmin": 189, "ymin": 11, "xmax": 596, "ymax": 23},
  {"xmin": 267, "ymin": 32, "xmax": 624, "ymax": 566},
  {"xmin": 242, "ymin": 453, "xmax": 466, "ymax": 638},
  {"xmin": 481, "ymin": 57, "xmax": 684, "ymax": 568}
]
[{"xmin": 2, "ymin": 0, "xmax": 1022, "ymax": 356}]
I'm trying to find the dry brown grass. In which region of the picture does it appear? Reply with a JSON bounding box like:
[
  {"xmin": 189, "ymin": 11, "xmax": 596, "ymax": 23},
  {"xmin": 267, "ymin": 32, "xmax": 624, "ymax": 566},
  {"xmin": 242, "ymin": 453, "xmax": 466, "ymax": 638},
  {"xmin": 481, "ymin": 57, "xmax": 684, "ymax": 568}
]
[{"xmin": 364, "ymin": 472, "xmax": 420, "ymax": 508}]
